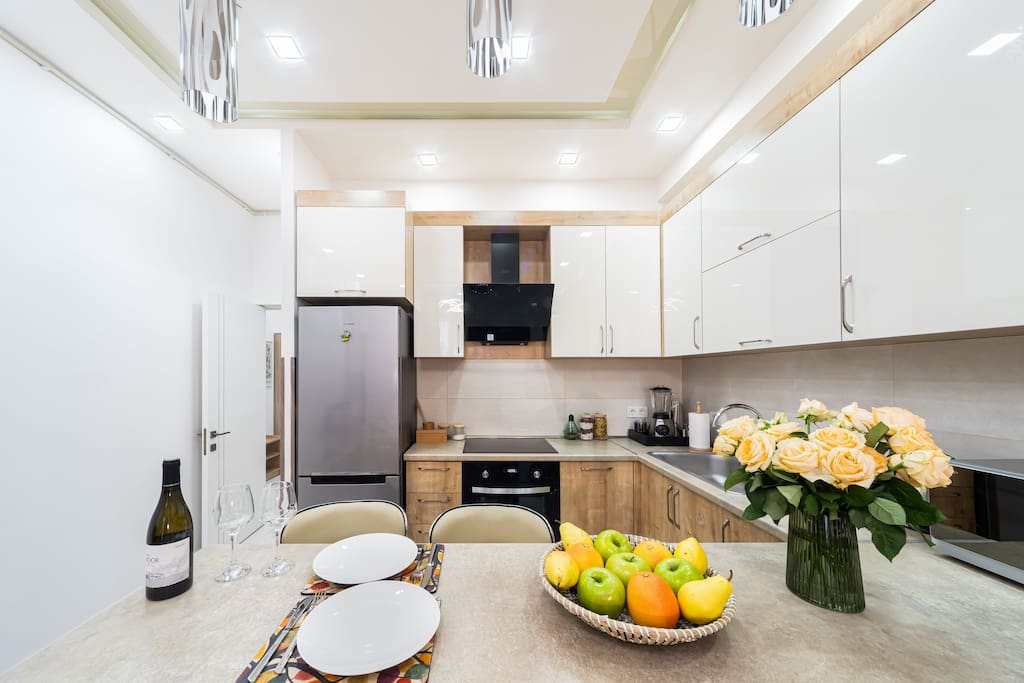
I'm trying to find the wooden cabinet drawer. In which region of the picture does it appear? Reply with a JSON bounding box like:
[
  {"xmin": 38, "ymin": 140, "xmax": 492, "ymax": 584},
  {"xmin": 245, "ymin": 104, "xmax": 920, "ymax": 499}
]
[
  {"xmin": 406, "ymin": 493, "xmax": 461, "ymax": 526},
  {"xmin": 409, "ymin": 525, "xmax": 432, "ymax": 542},
  {"xmin": 406, "ymin": 462, "xmax": 461, "ymax": 493}
]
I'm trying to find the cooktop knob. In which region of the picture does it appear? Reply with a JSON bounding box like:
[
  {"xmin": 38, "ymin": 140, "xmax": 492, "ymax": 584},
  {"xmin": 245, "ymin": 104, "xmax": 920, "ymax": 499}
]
[
  {"xmin": 481, "ymin": 469, "xmax": 490, "ymax": 479},
  {"xmin": 531, "ymin": 468, "xmax": 542, "ymax": 480}
]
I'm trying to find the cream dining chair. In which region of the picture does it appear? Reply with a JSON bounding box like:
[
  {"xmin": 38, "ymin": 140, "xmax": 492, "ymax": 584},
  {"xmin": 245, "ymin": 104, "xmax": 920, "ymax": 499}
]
[
  {"xmin": 428, "ymin": 503, "xmax": 555, "ymax": 543},
  {"xmin": 281, "ymin": 499, "xmax": 408, "ymax": 544}
]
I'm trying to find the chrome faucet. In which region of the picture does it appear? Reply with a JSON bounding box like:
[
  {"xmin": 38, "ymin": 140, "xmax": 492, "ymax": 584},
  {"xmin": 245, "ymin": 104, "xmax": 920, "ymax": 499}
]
[{"xmin": 712, "ymin": 403, "xmax": 762, "ymax": 435}]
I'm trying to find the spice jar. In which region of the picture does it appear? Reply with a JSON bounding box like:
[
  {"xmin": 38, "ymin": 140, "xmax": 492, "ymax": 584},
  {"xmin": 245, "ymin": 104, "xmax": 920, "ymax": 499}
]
[
  {"xmin": 594, "ymin": 413, "xmax": 608, "ymax": 441},
  {"xmin": 452, "ymin": 424, "xmax": 466, "ymax": 441},
  {"xmin": 579, "ymin": 413, "xmax": 595, "ymax": 441}
]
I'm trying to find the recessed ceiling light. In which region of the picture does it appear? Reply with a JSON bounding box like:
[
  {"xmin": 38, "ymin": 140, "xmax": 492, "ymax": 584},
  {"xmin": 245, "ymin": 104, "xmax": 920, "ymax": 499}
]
[
  {"xmin": 511, "ymin": 35, "xmax": 531, "ymax": 60},
  {"xmin": 968, "ymin": 32, "xmax": 1021, "ymax": 56},
  {"xmin": 656, "ymin": 115, "xmax": 684, "ymax": 133},
  {"xmin": 559, "ymin": 261, "xmax": 570, "ymax": 267},
  {"xmin": 558, "ymin": 152, "xmax": 579, "ymax": 166},
  {"xmin": 321, "ymin": 247, "xmax": 335, "ymax": 254},
  {"xmin": 876, "ymin": 153, "xmax": 907, "ymax": 165},
  {"xmin": 152, "ymin": 116, "xmax": 183, "ymax": 131},
  {"xmin": 267, "ymin": 35, "xmax": 303, "ymax": 60},
  {"xmin": 418, "ymin": 153, "xmax": 438, "ymax": 166},
  {"xmin": 964, "ymin": 207, "xmax": 973, "ymax": 212},
  {"xmin": 738, "ymin": 152, "xmax": 759, "ymax": 164}
]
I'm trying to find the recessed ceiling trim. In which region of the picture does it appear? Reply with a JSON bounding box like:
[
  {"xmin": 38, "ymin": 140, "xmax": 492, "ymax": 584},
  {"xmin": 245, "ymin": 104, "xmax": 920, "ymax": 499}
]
[{"xmin": 81, "ymin": 0, "xmax": 695, "ymax": 121}]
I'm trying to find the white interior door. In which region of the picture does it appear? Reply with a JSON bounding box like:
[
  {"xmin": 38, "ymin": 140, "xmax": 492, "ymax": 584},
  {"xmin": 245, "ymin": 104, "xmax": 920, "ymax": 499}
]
[{"xmin": 201, "ymin": 293, "xmax": 267, "ymax": 547}]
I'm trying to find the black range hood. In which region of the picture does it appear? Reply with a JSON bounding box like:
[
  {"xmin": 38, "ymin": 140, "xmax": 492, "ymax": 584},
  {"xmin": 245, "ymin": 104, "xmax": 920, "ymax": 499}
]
[{"xmin": 463, "ymin": 233, "xmax": 554, "ymax": 345}]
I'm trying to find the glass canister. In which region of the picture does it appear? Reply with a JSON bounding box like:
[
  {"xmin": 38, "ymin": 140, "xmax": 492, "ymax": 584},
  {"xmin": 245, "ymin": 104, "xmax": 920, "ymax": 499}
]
[
  {"xmin": 593, "ymin": 413, "xmax": 608, "ymax": 441},
  {"xmin": 451, "ymin": 424, "xmax": 466, "ymax": 441},
  {"xmin": 579, "ymin": 413, "xmax": 595, "ymax": 441}
]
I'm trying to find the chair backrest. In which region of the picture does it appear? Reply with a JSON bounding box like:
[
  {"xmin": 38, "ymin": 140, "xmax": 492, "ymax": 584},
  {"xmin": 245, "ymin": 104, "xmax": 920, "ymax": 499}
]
[
  {"xmin": 428, "ymin": 504, "xmax": 555, "ymax": 543},
  {"xmin": 281, "ymin": 499, "xmax": 408, "ymax": 544}
]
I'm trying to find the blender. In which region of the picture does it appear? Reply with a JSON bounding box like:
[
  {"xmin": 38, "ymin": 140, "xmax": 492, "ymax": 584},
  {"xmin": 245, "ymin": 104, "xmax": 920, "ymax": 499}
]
[{"xmin": 649, "ymin": 386, "xmax": 676, "ymax": 438}]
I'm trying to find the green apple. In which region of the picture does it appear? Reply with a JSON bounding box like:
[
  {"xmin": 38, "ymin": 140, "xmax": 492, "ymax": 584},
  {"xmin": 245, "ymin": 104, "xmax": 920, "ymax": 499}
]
[
  {"xmin": 605, "ymin": 552, "xmax": 651, "ymax": 587},
  {"xmin": 593, "ymin": 529, "xmax": 633, "ymax": 561},
  {"xmin": 654, "ymin": 556, "xmax": 703, "ymax": 595},
  {"xmin": 576, "ymin": 567, "xmax": 626, "ymax": 619}
]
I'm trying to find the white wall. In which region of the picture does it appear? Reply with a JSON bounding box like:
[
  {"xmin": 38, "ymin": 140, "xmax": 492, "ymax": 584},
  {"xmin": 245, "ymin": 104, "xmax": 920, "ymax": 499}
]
[{"xmin": 0, "ymin": 42, "xmax": 260, "ymax": 673}]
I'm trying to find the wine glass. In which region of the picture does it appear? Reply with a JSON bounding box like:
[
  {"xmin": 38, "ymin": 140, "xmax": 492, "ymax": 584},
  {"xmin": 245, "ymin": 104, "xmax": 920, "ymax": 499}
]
[
  {"xmin": 261, "ymin": 481, "xmax": 297, "ymax": 577},
  {"xmin": 214, "ymin": 483, "xmax": 254, "ymax": 583}
]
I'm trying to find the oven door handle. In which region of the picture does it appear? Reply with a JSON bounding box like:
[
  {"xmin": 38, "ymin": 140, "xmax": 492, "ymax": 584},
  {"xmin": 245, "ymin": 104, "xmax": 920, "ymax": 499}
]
[{"xmin": 470, "ymin": 485, "xmax": 552, "ymax": 495}]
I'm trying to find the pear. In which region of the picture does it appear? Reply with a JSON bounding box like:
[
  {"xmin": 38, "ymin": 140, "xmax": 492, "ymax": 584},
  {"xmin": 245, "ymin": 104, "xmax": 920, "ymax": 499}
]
[
  {"xmin": 677, "ymin": 575, "xmax": 732, "ymax": 625},
  {"xmin": 559, "ymin": 522, "xmax": 591, "ymax": 549},
  {"xmin": 544, "ymin": 550, "xmax": 580, "ymax": 590},
  {"xmin": 673, "ymin": 537, "xmax": 708, "ymax": 575}
]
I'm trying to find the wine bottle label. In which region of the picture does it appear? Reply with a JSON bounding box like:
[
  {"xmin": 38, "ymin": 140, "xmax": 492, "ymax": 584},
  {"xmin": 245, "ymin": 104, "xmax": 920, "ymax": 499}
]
[{"xmin": 145, "ymin": 539, "xmax": 190, "ymax": 588}]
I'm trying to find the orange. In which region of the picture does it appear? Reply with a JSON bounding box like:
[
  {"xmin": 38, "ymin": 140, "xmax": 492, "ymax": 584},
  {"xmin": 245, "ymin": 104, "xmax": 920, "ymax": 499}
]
[
  {"xmin": 626, "ymin": 572, "xmax": 680, "ymax": 629},
  {"xmin": 633, "ymin": 540, "xmax": 672, "ymax": 569},
  {"xmin": 566, "ymin": 541, "xmax": 604, "ymax": 572}
]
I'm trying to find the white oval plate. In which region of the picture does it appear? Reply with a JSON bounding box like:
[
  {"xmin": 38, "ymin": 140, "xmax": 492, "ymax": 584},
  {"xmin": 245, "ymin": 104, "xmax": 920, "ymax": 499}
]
[
  {"xmin": 297, "ymin": 580, "xmax": 440, "ymax": 676},
  {"xmin": 312, "ymin": 533, "xmax": 418, "ymax": 585}
]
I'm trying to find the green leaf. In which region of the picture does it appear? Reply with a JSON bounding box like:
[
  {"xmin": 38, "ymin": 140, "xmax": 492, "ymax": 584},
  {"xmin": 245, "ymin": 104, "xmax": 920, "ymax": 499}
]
[
  {"xmin": 742, "ymin": 503, "xmax": 765, "ymax": 521},
  {"xmin": 848, "ymin": 507, "xmax": 871, "ymax": 528},
  {"xmin": 803, "ymin": 495, "xmax": 820, "ymax": 516},
  {"xmin": 843, "ymin": 486, "xmax": 877, "ymax": 508},
  {"xmin": 770, "ymin": 469, "xmax": 799, "ymax": 483},
  {"xmin": 763, "ymin": 488, "xmax": 789, "ymax": 522},
  {"xmin": 869, "ymin": 523, "xmax": 907, "ymax": 562},
  {"xmin": 865, "ymin": 422, "xmax": 889, "ymax": 448},
  {"xmin": 868, "ymin": 497, "xmax": 907, "ymax": 526},
  {"xmin": 817, "ymin": 489, "xmax": 841, "ymax": 502},
  {"xmin": 723, "ymin": 468, "xmax": 752, "ymax": 491},
  {"xmin": 777, "ymin": 485, "xmax": 804, "ymax": 507},
  {"xmin": 748, "ymin": 475, "xmax": 765, "ymax": 494}
]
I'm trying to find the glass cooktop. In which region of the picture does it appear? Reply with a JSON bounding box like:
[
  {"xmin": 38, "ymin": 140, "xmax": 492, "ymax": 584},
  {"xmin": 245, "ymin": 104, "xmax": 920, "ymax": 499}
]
[{"xmin": 462, "ymin": 438, "xmax": 558, "ymax": 454}]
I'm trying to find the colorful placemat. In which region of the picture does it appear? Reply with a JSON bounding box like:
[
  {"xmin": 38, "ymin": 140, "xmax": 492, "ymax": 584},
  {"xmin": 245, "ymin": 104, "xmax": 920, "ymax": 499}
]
[
  {"xmin": 236, "ymin": 597, "xmax": 434, "ymax": 683},
  {"xmin": 302, "ymin": 544, "xmax": 445, "ymax": 595}
]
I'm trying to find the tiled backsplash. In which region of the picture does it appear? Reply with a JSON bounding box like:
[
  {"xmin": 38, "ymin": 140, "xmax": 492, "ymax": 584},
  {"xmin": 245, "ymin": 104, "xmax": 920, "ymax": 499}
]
[
  {"xmin": 417, "ymin": 358, "xmax": 684, "ymax": 437},
  {"xmin": 679, "ymin": 335, "xmax": 1024, "ymax": 460}
]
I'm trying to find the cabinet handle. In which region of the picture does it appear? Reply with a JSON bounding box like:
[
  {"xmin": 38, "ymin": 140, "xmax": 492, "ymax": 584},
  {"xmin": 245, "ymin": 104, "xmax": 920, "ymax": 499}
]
[
  {"xmin": 457, "ymin": 324, "xmax": 462, "ymax": 355},
  {"xmin": 580, "ymin": 466, "xmax": 614, "ymax": 472},
  {"xmin": 672, "ymin": 489, "xmax": 681, "ymax": 529},
  {"xmin": 416, "ymin": 466, "xmax": 451, "ymax": 472},
  {"xmin": 666, "ymin": 486, "xmax": 675, "ymax": 526},
  {"xmin": 695, "ymin": 511, "xmax": 705, "ymax": 526},
  {"xmin": 692, "ymin": 315, "xmax": 701, "ymax": 350},
  {"xmin": 840, "ymin": 274, "xmax": 854, "ymax": 334},
  {"xmin": 334, "ymin": 288, "xmax": 367, "ymax": 294},
  {"xmin": 600, "ymin": 325, "xmax": 605, "ymax": 354},
  {"xmin": 609, "ymin": 325, "xmax": 614, "ymax": 355},
  {"xmin": 416, "ymin": 497, "xmax": 452, "ymax": 504},
  {"xmin": 737, "ymin": 233, "xmax": 772, "ymax": 251},
  {"xmin": 738, "ymin": 339, "xmax": 772, "ymax": 346},
  {"xmin": 720, "ymin": 519, "xmax": 731, "ymax": 543}
]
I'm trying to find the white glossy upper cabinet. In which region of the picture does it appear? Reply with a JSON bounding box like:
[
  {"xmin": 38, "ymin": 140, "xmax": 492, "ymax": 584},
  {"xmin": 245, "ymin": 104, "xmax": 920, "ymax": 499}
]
[
  {"xmin": 662, "ymin": 199, "xmax": 702, "ymax": 356},
  {"xmin": 296, "ymin": 206, "xmax": 408, "ymax": 298},
  {"xmin": 702, "ymin": 213, "xmax": 841, "ymax": 353},
  {"xmin": 414, "ymin": 226, "xmax": 464, "ymax": 357},
  {"xmin": 840, "ymin": 0, "xmax": 1024, "ymax": 340},
  {"xmin": 605, "ymin": 226, "xmax": 661, "ymax": 357},
  {"xmin": 550, "ymin": 226, "xmax": 607, "ymax": 357},
  {"xmin": 701, "ymin": 84, "xmax": 840, "ymax": 272}
]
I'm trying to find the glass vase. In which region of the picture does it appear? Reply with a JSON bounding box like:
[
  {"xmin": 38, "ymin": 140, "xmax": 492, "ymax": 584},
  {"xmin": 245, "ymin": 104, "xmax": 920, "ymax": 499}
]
[{"xmin": 785, "ymin": 508, "xmax": 865, "ymax": 613}]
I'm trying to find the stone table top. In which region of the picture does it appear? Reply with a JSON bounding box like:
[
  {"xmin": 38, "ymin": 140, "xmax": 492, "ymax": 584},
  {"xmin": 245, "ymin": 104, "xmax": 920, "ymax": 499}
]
[{"xmin": 4, "ymin": 542, "xmax": 1022, "ymax": 682}]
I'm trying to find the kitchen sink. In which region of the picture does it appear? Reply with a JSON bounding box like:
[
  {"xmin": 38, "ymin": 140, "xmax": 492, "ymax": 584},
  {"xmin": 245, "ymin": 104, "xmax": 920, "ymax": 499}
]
[{"xmin": 647, "ymin": 451, "xmax": 746, "ymax": 494}]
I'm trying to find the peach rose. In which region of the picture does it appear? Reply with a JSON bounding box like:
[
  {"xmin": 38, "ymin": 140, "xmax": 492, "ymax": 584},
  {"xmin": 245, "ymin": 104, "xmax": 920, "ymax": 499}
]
[
  {"xmin": 719, "ymin": 415, "xmax": 757, "ymax": 441},
  {"xmin": 735, "ymin": 432, "xmax": 776, "ymax": 473},
  {"xmin": 888, "ymin": 426, "xmax": 937, "ymax": 455},
  {"xmin": 765, "ymin": 421, "xmax": 803, "ymax": 440},
  {"xmin": 772, "ymin": 438, "xmax": 823, "ymax": 475},
  {"xmin": 836, "ymin": 402, "xmax": 875, "ymax": 433},
  {"xmin": 713, "ymin": 434, "xmax": 739, "ymax": 457},
  {"xmin": 824, "ymin": 446, "xmax": 877, "ymax": 489},
  {"xmin": 797, "ymin": 398, "xmax": 830, "ymax": 421},
  {"xmin": 872, "ymin": 406, "xmax": 927, "ymax": 435},
  {"xmin": 810, "ymin": 426, "xmax": 866, "ymax": 451},
  {"xmin": 862, "ymin": 446, "xmax": 889, "ymax": 474},
  {"xmin": 893, "ymin": 449, "xmax": 954, "ymax": 489}
]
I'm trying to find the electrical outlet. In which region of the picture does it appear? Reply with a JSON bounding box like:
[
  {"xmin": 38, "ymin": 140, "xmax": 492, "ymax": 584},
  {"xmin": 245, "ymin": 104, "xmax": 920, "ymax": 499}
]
[{"xmin": 626, "ymin": 406, "xmax": 648, "ymax": 418}]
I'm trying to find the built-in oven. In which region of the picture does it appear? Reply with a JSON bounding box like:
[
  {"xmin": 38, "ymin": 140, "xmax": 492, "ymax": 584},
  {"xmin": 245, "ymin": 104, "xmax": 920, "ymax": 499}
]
[
  {"xmin": 930, "ymin": 459, "xmax": 1024, "ymax": 585},
  {"xmin": 462, "ymin": 461, "xmax": 560, "ymax": 530}
]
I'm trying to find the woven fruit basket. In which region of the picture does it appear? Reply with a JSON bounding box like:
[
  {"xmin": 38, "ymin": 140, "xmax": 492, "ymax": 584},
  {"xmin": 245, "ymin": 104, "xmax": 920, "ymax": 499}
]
[{"xmin": 539, "ymin": 534, "xmax": 736, "ymax": 645}]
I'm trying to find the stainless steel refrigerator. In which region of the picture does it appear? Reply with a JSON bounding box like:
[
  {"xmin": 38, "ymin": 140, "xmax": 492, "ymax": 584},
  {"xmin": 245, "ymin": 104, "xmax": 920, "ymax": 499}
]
[{"xmin": 296, "ymin": 306, "xmax": 415, "ymax": 508}]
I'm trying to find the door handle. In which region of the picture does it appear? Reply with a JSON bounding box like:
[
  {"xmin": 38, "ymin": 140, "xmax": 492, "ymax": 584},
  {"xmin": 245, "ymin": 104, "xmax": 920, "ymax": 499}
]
[
  {"xmin": 737, "ymin": 232, "xmax": 772, "ymax": 251},
  {"xmin": 334, "ymin": 288, "xmax": 367, "ymax": 294},
  {"xmin": 609, "ymin": 325, "xmax": 614, "ymax": 355},
  {"xmin": 210, "ymin": 430, "xmax": 231, "ymax": 438},
  {"xmin": 579, "ymin": 466, "xmax": 614, "ymax": 472},
  {"xmin": 672, "ymin": 488, "xmax": 681, "ymax": 529},
  {"xmin": 416, "ymin": 497, "xmax": 452, "ymax": 504},
  {"xmin": 840, "ymin": 274, "xmax": 854, "ymax": 334},
  {"xmin": 599, "ymin": 325, "xmax": 604, "ymax": 354},
  {"xmin": 721, "ymin": 518, "xmax": 731, "ymax": 543},
  {"xmin": 457, "ymin": 323, "xmax": 462, "ymax": 355},
  {"xmin": 666, "ymin": 485, "xmax": 675, "ymax": 526},
  {"xmin": 738, "ymin": 339, "xmax": 772, "ymax": 346},
  {"xmin": 416, "ymin": 466, "xmax": 451, "ymax": 472},
  {"xmin": 692, "ymin": 315, "xmax": 700, "ymax": 350},
  {"xmin": 470, "ymin": 485, "xmax": 552, "ymax": 495}
]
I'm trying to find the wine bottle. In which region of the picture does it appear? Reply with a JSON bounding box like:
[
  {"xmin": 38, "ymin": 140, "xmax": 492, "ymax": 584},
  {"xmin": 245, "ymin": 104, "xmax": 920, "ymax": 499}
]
[{"xmin": 145, "ymin": 459, "xmax": 194, "ymax": 601}]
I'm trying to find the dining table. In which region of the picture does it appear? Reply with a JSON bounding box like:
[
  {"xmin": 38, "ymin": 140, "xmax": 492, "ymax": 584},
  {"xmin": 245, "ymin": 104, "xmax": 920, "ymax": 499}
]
[{"xmin": 3, "ymin": 541, "xmax": 1023, "ymax": 682}]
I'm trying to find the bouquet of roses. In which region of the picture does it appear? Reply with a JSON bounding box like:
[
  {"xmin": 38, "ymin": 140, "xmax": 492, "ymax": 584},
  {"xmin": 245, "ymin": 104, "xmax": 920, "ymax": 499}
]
[{"xmin": 714, "ymin": 398, "xmax": 953, "ymax": 560}]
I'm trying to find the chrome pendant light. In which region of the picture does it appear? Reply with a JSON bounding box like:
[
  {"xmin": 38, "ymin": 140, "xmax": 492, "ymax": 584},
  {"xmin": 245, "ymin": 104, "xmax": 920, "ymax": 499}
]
[
  {"xmin": 739, "ymin": 0, "xmax": 795, "ymax": 28},
  {"xmin": 467, "ymin": 0, "xmax": 512, "ymax": 78},
  {"xmin": 180, "ymin": 0, "xmax": 238, "ymax": 122}
]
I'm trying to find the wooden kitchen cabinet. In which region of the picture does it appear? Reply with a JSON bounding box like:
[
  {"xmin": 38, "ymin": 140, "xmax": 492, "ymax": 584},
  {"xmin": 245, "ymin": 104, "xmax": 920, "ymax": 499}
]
[
  {"xmin": 678, "ymin": 488, "xmax": 780, "ymax": 544},
  {"xmin": 405, "ymin": 461, "xmax": 462, "ymax": 542},
  {"xmin": 637, "ymin": 465, "xmax": 682, "ymax": 542},
  {"xmin": 559, "ymin": 461, "xmax": 634, "ymax": 532}
]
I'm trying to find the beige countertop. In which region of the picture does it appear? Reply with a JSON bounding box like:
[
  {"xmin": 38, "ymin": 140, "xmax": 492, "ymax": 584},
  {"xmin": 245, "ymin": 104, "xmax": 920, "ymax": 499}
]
[
  {"xmin": 406, "ymin": 437, "xmax": 787, "ymax": 540},
  {"xmin": 6, "ymin": 543, "xmax": 1022, "ymax": 682}
]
